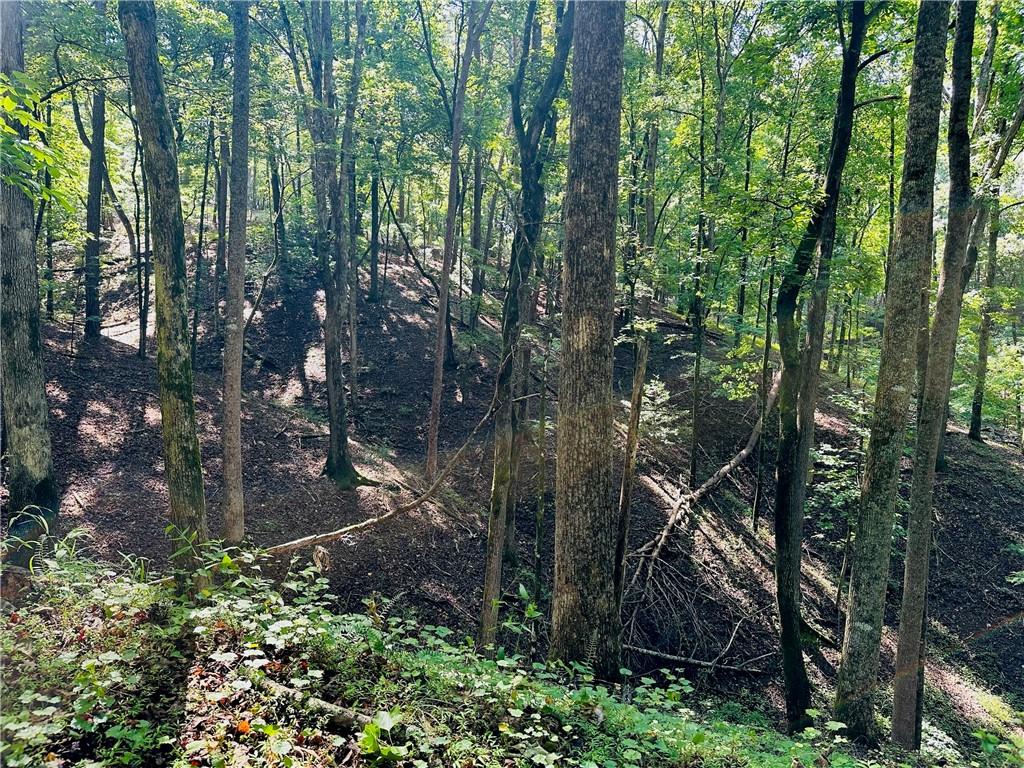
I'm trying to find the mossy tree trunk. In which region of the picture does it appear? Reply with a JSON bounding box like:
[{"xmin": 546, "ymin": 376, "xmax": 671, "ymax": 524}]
[
  {"xmin": 829, "ymin": 0, "xmax": 951, "ymax": 746},
  {"xmin": 775, "ymin": 0, "xmax": 867, "ymax": 733},
  {"xmin": 1, "ymin": 0, "xmax": 60, "ymax": 563},
  {"xmin": 890, "ymin": 1, "xmax": 977, "ymax": 747},
  {"xmin": 478, "ymin": 0, "xmax": 573, "ymax": 651},
  {"xmin": 118, "ymin": 0, "xmax": 209, "ymax": 585}
]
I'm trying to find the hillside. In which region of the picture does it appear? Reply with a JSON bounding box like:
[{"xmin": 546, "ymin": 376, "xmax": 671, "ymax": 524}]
[{"xmin": 20, "ymin": 255, "xmax": 1024, "ymax": 764}]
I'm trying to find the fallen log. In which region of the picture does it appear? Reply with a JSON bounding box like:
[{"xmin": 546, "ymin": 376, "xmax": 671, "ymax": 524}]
[{"xmin": 258, "ymin": 677, "xmax": 370, "ymax": 731}]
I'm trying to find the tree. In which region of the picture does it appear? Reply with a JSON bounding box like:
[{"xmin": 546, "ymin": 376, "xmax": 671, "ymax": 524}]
[
  {"xmin": 774, "ymin": 0, "xmax": 869, "ymax": 732},
  {"xmin": 424, "ymin": 0, "xmax": 493, "ymax": 481},
  {"xmin": 1, "ymin": 0, "xmax": 60, "ymax": 563},
  {"xmin": 549, "ymin": 0, "xmax": 625, "ymax": 681},
  {"xmin": 830, "ymin": 0, "xmax": 950, "ymax": 745},
  {"xmin": 118, "ymin": 0, "xmax": 209, "ymax": 582},
  {"xmin": 221, "ymin": 0, "xmax": 250, "ymax": 544},
  {"xmin": 280, "ymin": 0, "xmax": 366, "ymax": 488},
  {"xmin": 83, "ymin": 1, "xmax": 106, "ymax": 340},
  {"xmin": 890, "ymin": 1, "xmax": 977, "ymax": 747},
  {"xmin": 969, "ymin": 191, "xmax": 1000, "ymax": 441},
  {"xmin": 479, "ymin": 0, "xmax": 574, "ymax": 651}
]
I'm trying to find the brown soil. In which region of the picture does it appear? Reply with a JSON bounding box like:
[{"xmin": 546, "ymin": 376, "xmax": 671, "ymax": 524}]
[{"xmin": 4, "ymin": 243, "xmax": 1021, "ymax": 737}]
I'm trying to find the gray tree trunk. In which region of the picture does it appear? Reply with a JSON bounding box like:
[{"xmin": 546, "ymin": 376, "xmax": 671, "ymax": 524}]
[
  {"xmin": 831, "ymin": 0, "xmax": 951, "ymax": 746},
  {"xmin": 221, "ymin": 0, "xmax": 250, "ymax": 543},
  {"xmin": 891, "ymin": 1, "xmax": 977, "ymax": 746}
]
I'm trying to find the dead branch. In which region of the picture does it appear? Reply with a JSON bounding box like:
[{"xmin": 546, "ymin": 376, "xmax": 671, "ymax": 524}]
[
  {"xmin": 623, "ymin": 644, "xmax": 769, "ymax": 674},
  {"xmin": 264, "ymin": 394, "xmax": 500, "ymax": 557},
  {"xmin": 628, "ymin": 373, "xmax": 781, "ymax": 595}
]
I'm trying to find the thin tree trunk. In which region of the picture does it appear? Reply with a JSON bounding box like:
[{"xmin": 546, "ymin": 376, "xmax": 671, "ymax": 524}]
[
  {"xmin": 368, "ymin": 162, "xmax": 380, "ymax": 301},
  {"xmin": 549, "ymin": 0, "xmax": 625, "ymax": 681},
  {"xmin": 775, "ymin": 1, "xmax": 867, "ymax": 732},
  {"xmin": 213, "ymin": 121, "xmax": 229, "ymax": 338},
  {"xmin": 891, "ymin": 2, "xmax": 977, "ymax": 746},
  {"xmin": 84, "ymin": 48, "xmax": 106, "ymax": 339},
  {"xmin": 832, "ymin": 1, "xmax": 950, "ymax": 746},
  {"xmin": 615, "ymin": 297, "xmax": 651, "ymax": 613},
  {"xmin": 268, "ymin": 132, "xmax": 287, "ymax": 288},
  {"xmin": 425, "ymin": 1, "xmax": 493, "ymax": 481},
  {"xmin": 968, "ymin": 193, "xmax": 999, "ymax": 441},
  {"xmin": 119, "ymin": 0, "xmax": 209, "ymax": 586},
  {"xmin": 1, "ymin": 0, "xmax": 60, "ymax": 563},
  {"xmin": 190, "ymin": 116, "xmax": 214, "ymax": 364},
  {"xmin": 221, "ymin": 0, "xmax": 250, "ymax": 544},
  {"xmin": 479, "ymin": 0, "xmax": 571, "ymax": 649},
  {"xmin": 140, "ymin": 141, "xmax": 150, "ymax": 358}
]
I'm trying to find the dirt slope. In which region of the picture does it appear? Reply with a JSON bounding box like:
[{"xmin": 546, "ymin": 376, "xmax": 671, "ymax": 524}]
[{"xmin": 5, "ymin": 252, "xmax": 1021, "ymax": 748}]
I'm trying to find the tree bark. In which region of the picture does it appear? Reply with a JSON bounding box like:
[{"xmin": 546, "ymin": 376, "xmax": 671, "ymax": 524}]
[
  {"xmin": 549, "ymin": 0, "xmax": 624, "ymax": 681},
  {"xmin": 479, "ymin": 0, "xmax": 572, "ymax": 650},
  {"xmin": 190, "ymin": 115, "xmax": 214, "ymax": 364},
  {"xmin": 1, "ymin": 0, "xmax": 60, "ymax": 563},
  {"xmin": 368, "ymin": 162, "xmax": 380, "ymax": 302},
  {"xmin": 118, "ymin": 0, "xmax": 209, "ymax": 586},
  {"xmin": 425, "ymin": 1, "xmax": 493, "ymax": 481},
  {"xmin": 775, "ymin": 0, "xmax": 867, "ymax": 732},
  {"xmin": 221, "ymin": 0, "xmax": 250, "ymax": 544},
  {"xmin": 214, "ymin": 121, "xmax": 229, "ymax": 337},
  {"xmin": 890, "ymin": 1, "xmax": 976, "ymax": 747},
  {"xmin": 84, "ymin": 72, "xmax": 105, "ymax": 339},
  {"xmin": 968, "ymin": 192, "xmax": 999, "ymax": 440},
  {"xmin": 831, "ymin": 1, "xmax": 951, "ymax": 746}
]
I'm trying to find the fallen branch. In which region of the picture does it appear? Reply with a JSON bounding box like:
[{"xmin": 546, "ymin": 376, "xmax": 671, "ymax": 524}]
[
  {"xmin": 629, "ymin": 374, "xmax": 781, "ymax": 594},
  {"xmin": 264, "ymin": 393, "xmax": 501, "ymax": 557},
  {"xmin": 258, "ymin": 677, "xmax": 370, "ymax": 731},
  {"xmin": 623, "ymin": 644, "xmax": 769, "ymax": 674}
]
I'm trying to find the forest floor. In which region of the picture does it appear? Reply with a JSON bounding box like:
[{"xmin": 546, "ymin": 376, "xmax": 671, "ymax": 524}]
[{"xmin": 9, "ymin": 235, "xmax": 1023, "ymax": 756}]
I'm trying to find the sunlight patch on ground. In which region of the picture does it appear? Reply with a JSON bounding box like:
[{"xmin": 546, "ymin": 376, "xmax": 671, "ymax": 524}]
[{"xmin": 304, "ymin": 346, "xmax": 327, "ymax": 384}]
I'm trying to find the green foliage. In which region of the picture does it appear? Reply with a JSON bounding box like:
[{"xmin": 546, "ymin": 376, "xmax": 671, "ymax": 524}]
[
  {"xmin": 0, "ymin": 535, "xmax": 956, "ymax": 768},
  {"xmin": 0, "ymin": 72, "xmax": 68, "ymax": 208}
]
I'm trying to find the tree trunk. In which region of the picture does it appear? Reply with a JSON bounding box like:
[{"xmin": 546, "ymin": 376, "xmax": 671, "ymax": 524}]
[
  {"xmin": 221, "ymin": 0, "xmax": 250, "ymax": 544},
  {"xmin": 118, "ymin": 0, "xmax": 209, "ymax": 586},
  {"xmin": 368, "ymin": 163, "xmax": 380, "ymax": 302},
  {"xmin": 0, "ymin": 0, "xmax": 60, "ymax": 563},
  {"xmin": 776, "ymin": 1, "xmax": 867, "ymax": 733},
  {"xmin": 281, "ymin": 0, "xmax": 366, "ymax": 486},
  {"xmin": 425, "ymin": 1, "xmax": 493, "ymax": 481},
  {"xmin": 890, "ymin": 2, "xmax": 977, "ymax": 746},
  {"xmin": 479, "ymin": 0, "xmax": 571, "ymax": 650},
  {"xmin": 213, "ymin": 121, "xmax": 229, "ymax": 338},
  {"xmin": 549, "ymin": 0, "xmax": 624, "ymax": 681},
  {"xmin": 268, "ymin": 133, "xmax": 287, "ymax": 288},
  {"xmin": 833, "ymin": 1, "xmax": 951, "ymax": 746},
  {"xmin": 190, "ymin": 116, "xmax": 214, "ymax": 364},
  {"xmin": 615, "ymin": 297, "xmax": 650, "ymax": 613},
  {"xmin": 84, "ymin": 19, "xmax": 106, "ymax": 341},
  {"xmin": 968, "ymin": 193, "xmax": 998, "ymax": 441}
]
